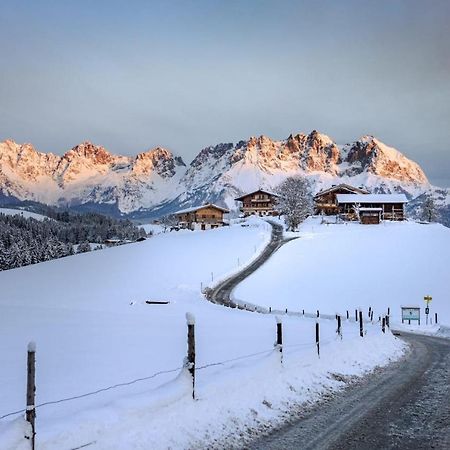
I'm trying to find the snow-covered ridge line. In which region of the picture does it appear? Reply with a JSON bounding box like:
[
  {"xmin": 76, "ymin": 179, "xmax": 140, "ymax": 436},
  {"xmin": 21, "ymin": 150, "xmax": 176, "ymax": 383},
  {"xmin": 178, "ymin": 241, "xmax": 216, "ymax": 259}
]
[{"xmin": 2, "ymin": 131, "xmax": 448, "ymax": 223}]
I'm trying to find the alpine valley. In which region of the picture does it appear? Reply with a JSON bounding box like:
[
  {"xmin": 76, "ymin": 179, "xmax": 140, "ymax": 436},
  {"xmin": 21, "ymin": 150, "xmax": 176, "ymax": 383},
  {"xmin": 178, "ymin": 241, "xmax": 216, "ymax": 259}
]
[{"xmin": 0, "ymin": 131, "xmax": 449, "ymax": 225}]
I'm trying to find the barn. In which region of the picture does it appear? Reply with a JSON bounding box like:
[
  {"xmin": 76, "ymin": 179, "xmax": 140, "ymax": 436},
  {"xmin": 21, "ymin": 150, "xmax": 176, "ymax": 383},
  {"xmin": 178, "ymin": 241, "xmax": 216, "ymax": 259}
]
[
  {"xmin": 314, "ymin": 184, "xmax": 370, "ymax": 215},
  {"xmin": 173, "ymin": 204, "xmax": 229, "ymax": 230},
  {"xmin": 336, "ymin": 194, "xmax": 408, "ymax": 222}
]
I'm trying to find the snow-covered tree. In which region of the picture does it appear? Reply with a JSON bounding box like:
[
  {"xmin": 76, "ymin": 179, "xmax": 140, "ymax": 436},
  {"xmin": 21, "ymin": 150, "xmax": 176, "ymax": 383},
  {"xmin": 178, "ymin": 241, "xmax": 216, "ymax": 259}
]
[
  {"xmin": 275, "ymin": 176, "xmax": 313, "ymax": 231},
  {"xmin": 160, "ymin": 214, "xmax": 178, "ymax": 232},
  {"xmin": 77, "ymin": 241, "xmax": 91, "ymax": 253},
  {"xmin": 421, "ymin": 196, "xmax": 437, "ymax": 223},
  {"xmin": 353, "ymin": 203, "xmax": 361, "ymax": 221}
]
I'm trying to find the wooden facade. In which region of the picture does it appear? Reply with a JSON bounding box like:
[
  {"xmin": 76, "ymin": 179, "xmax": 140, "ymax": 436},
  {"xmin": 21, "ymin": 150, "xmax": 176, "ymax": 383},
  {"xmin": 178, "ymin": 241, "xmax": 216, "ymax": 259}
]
[
  {"xmin": 336, "ymin": 194, "xmax": 408, "ymax": 222},
  {"xmin": 235, "ymin": 189, "xmax": 278, "ymax": 217},
  {"xmin": 314, "ymin": 184, "xmax": 370, "ymax": 215},
  {"xmin": 174, "ymin": 204, "xmax": 229, "ymax": 230},
  {"xmin": 359, "ymin": 208, "xmax": 382, "ymax": 225}
]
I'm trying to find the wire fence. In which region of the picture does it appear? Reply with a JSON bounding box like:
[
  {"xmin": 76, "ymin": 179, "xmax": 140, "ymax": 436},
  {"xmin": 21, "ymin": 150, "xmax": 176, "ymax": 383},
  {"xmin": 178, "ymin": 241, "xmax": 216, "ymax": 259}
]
[{"xmin": 0, "ymin": 316, "xmax": 371, "ymax": 423}]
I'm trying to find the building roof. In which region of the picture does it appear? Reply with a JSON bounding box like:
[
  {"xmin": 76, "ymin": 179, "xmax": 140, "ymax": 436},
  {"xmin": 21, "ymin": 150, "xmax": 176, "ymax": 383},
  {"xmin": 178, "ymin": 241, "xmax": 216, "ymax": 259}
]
[
  {"xmin": 235, "ymin": 189, "xmax": 279, "ymax": 201},
  {"xmin": 173, "ymin": 203, "xmax": 230, "ymax": 215},
  {"xmin": 314, "ymin": 183, "xmax": 370, "ymax": 199},
  {"xmin": 336, "ymin": 194, "xmax": 408, "ymax": 204}
]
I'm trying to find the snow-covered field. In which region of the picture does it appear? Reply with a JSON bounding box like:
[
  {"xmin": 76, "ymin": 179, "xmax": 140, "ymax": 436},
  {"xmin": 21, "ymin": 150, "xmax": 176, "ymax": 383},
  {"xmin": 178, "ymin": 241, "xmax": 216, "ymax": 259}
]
[
  {"xmin": 138, "ymin": 222, "xmax": 165, "ymax": 235},
  {"xmin": 236, "ymin": 217, "xmax": 450, "ymax": 328},
  {"xmin": 0, "ymin": 218, "xmax": 405, "ymax": 449},
  {"xmin": 0, "ymin": 208, "xmax": 49, "ymax": 221}
]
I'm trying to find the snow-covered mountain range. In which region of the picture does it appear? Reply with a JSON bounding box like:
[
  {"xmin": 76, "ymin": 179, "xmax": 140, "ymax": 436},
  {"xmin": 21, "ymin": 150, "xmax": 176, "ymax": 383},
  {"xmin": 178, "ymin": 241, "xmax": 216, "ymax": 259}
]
[{"xmin": 0, "ymin": 131, "xmax": 448, "ymax": 224}]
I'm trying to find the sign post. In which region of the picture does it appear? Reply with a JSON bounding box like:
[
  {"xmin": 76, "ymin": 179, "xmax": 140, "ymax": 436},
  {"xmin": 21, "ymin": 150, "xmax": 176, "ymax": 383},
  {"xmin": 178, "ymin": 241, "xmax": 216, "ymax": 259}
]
[
  {"xmin": 424, "ymin": 295, "xmax": 432, "ymax": 325},
  {"xmin": 401, "ymin": 306, "xmax": 420, "ymax": 325}
]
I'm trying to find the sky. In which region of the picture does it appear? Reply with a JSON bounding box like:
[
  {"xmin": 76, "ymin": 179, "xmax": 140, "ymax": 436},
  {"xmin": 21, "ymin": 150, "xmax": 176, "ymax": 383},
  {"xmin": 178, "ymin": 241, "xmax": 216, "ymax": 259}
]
[{"xmin": 0, "ymin": 0, "xmax": 449, "ymax": 186}]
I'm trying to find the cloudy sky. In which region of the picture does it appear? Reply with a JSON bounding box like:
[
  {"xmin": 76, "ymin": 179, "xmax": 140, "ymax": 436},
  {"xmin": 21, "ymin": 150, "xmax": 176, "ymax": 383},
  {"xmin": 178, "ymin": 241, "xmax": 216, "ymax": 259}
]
[{"xmin": 1, "ymin": 0, "xmax": 449, "ymax": 186}]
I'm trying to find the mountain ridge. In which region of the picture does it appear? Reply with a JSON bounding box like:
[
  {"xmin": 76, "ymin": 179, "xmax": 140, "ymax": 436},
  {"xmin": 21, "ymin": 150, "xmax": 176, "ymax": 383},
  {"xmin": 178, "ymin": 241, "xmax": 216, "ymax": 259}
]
[{"xmin": 0, "ymin": 131, "xmax": 448, "ymax": 225}]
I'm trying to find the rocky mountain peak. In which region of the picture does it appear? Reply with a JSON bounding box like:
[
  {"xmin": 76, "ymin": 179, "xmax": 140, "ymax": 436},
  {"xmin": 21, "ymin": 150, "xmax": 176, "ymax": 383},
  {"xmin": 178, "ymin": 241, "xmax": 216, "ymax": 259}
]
[
  {"xmin": 344, "ymin": 136, "xmax": 429, "ymax": 184},
  {"xmin": 133, "ymin": 147, "xmax": 185, "ymax": 178},
  {"xmin": 64, "ymin": 142, "xmax": 114, "ymax": 165}
]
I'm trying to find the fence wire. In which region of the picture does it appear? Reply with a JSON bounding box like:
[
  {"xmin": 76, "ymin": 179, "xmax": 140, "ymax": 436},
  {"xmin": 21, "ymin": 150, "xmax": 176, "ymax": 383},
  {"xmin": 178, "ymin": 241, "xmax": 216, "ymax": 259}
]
[{"xmin": 0, "ymin": 315, "xmax": 378, "ymax": 422}]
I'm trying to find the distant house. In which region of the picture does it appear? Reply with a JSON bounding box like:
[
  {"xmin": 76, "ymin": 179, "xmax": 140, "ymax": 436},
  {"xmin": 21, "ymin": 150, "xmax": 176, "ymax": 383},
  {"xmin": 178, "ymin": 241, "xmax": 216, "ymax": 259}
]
[
  {"xmin": 235, "ymin": 189, "xmax": 279, "ymax": 217},
  {"xmin": 336, "ymin": 194, "xmax": 408, "ymax": 222},
  {"xmin": 104, "ymin": 238, "xmax": 123, "ymax": 246},
  {"xmin": 173, "ymin": 203, "xmax": 229, "ymax": 230},
  {"xmin": 314, "ymin": 184, "xmax": 370, "ymax": 215}
]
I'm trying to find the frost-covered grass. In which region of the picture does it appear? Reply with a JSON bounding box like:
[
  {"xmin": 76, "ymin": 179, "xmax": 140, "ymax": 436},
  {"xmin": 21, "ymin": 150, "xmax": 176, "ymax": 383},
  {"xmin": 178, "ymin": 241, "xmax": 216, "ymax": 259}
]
[
  {"xmin": 0, "ymin": 218, "xmax": 405, "ymax": 449},
  {"xmin": 236, "ymin": 216, "xmax": 450, "ymax": 328}
]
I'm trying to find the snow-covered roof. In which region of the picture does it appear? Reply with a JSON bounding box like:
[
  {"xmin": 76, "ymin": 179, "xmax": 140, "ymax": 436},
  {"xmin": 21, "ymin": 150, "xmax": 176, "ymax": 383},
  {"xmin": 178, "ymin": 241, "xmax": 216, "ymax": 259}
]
[
  {"xmin": 336, "ymin": 194, "xmax": 408, "ymax": 204},
  {"xmin": 314, "ymin": 184, "xmax": 370, "ymax": 199},
  {"xmin": 235, "ymin": 189, "xmax": 279, "ymax": 201},
  {"xmin": 173, "ymin": 203, "xmax": 230, "ymax": 215}
]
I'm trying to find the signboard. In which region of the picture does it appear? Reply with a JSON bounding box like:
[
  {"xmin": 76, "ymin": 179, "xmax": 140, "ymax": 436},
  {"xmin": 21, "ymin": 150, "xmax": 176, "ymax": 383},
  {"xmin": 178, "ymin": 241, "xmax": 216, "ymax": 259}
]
[
  {"xmin": 401, "ymin": 307, "xmax": 421, "ymax": 325},
  {"xmin": 425, "ymin": 307, "xmax": 430, "ymax": 315}
]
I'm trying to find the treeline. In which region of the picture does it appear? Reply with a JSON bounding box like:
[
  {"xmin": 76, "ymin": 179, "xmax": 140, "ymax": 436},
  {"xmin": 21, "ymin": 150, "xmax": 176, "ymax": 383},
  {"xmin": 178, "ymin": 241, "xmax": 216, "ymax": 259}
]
[{"xmin": 0, "ymin": 210, "xmax": 146, "ymax": 271}]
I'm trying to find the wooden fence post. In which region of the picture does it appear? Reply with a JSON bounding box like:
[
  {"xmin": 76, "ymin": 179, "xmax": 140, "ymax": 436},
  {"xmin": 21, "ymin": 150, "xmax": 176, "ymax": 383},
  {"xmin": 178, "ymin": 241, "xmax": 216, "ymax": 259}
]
[
  {"xmin": 355, "ymin": 309, "xmax": 358, "ymax": 321},
  {"xmin": 276, "ymin": 317, "xmax": 283, "ymax": 364},
  {"xmin": 386, "ymin": 315, "xmax": 390, "ymax": 328},
  {"xmin": 435, "ymin": 312, "xmax": 438, "ymax": 324},
  {"xmin": 359, "ymin": 310, "xmax": 364, "ymax": 337},
  {"xmin": 186, "ymin": 313, "xmax": 196, "ymax": 400},
  {"xmin": 316, "ymin": 310, "xmax": 320, "ymax": 318},
  {"xmin": 346, "ymin": 310, "xmax": 349, "ymax": 320},
  {"xmin": 370, "ymin": 310, "xmax": 374, "ymax": 322},
  {"xmin": 285, "ymin": 308, "xmax": 288, "ymax": 314},
  {"xmin": 316, "ymin": 321, "xmax": 320, "ymax": 357},
  {"xmin": 368, "ymin": 306, "xmax": 371, "ymax": 318},
  {"xmin": 337, "ymin": 315, "xmax": 342, "ymax": 337},
  {"xmin": 387, "ymin": 307, "xmax": 390, "ymax": 316},
  {"xmin": 382, "ymin": 317, "xmax": 386, "ymax": 333},
  {"xmin": 26, "ymin": 342, "xmax": 36, "ymax": 450},
  {"xmin": 302, "ymin": 309, "xmax": 305, "ymax": 315}
]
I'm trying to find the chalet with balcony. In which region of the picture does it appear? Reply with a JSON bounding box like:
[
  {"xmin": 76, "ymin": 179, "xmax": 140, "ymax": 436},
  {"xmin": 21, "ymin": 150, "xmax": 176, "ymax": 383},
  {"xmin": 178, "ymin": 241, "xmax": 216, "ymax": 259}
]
[
  {"xmin": 173, "ymin": 203, "xmax": 229, "ymax": 230},
  {"xmin": 314, "ymin": 184, "xmax": 370, "ymax": 215},
  {"xmin": 235, "ymin": 189, "xmax": 279, "ymax": 217},
  {"xmin": 336, "ymin": 194, "xmax": 408, "ymax": 222}
]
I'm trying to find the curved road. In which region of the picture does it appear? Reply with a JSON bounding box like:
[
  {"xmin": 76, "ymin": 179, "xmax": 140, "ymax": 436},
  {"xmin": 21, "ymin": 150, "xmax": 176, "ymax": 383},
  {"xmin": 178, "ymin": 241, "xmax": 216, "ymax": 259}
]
[
  {"xmin": 206, "ymin": 221, "xmax": 450, "ymax": 449},
  {"xmin": 249, "ymin": 332, "xmax": 450, "ymax": 450},
  {"xmin": 208, "ymin": 221, "xmax": 295, "ymax": 309}
]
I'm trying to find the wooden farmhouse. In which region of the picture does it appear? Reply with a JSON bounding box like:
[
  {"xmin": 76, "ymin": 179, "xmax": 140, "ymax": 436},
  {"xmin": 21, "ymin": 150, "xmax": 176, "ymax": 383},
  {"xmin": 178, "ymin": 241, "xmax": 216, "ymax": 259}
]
[
  {"xmin": 173, "ymin": 203, "xmax": 229, "ymax": 230},
  {"xmin": 235, "ymin": 189, "xmax": 279, "ymax": 217},
  {"xmin": 336, "ymin": 194, "xmax": 408, "ymax": 223},
  {"xmin": 314, "ymin": 184, "xmax": 370, "ymax": 215}
]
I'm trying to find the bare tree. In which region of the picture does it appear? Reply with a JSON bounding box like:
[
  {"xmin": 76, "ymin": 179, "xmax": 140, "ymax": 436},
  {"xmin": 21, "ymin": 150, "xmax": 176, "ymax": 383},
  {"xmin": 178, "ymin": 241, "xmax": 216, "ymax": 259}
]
[
  {"xmin": 160, "ymin": 213, "xmax": 178, "ymax": 232},
  {"xmin": 421, "ymin": 196, "xmax": 437, "ymax": 223},
  {"xmin": 275, "ymin": 176, "xmax": 313, "ymax": 231}
]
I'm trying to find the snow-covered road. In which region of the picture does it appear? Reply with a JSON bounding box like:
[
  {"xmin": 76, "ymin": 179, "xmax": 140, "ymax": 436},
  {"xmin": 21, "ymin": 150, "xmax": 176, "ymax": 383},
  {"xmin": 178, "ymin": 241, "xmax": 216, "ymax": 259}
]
[{"xmin": 249, "ymin": 332, "xmax": 450, "ymax": 450}]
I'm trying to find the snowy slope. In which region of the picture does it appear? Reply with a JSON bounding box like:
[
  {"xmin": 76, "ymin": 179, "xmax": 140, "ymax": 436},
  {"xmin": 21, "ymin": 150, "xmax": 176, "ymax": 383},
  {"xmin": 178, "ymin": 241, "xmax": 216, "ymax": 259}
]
[
  {"xmin": 0, "ymin": 220, "xmax": 404, "ymax": 450},
  {"xmin": 235, "ymin": 217, "xmax": 450, "ymax": 327},
  {"xmin": 0, "ymin": 208, "xmax": 49, "ymax": 221}
]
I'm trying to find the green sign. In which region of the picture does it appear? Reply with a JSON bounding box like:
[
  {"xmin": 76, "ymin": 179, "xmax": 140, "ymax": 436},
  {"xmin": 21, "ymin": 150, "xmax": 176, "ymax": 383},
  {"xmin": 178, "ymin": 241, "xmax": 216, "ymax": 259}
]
[{"xmin": 401, "ymin": 307, "xmax": 420, "ymax": 321}]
